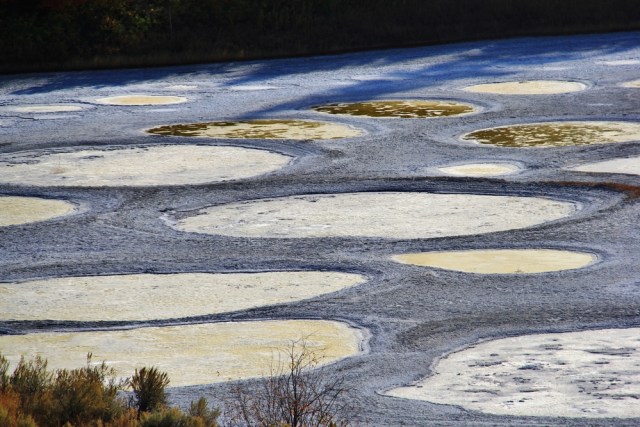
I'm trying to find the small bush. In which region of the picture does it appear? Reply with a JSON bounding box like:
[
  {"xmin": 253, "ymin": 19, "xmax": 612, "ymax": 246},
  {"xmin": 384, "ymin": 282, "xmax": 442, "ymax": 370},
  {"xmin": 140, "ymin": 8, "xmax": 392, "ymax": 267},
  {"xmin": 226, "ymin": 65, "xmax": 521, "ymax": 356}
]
[{"xmin": 129, "ymin": 367, "xmax": 170, "ymax": 415}]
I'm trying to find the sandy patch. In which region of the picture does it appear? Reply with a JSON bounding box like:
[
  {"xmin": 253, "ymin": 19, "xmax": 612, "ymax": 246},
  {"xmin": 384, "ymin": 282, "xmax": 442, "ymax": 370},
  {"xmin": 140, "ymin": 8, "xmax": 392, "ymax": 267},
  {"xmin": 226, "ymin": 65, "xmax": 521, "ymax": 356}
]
[
  {"xmin": 95, "ymin": 95, "xmax": 187, "ymax": 105},
  {"xmin": 148, "ymin": 120, "xmax": 363, "ymax": 140},
  {"xmin": 0, "ymin": 320, "xmax": 362, "ymax": 387},
  {"xmin": 0, "ymin": 196, "xmax": 75, "ymax": 226},
  {"xmin": 622, "ymin": 80, "xmax": 640, "ymax": 88},
  {"xmin": 171, "ymin": 192, "xmax": 576, "ymax": 239},
  {"xmin": 463, "ymin": 121, "xmax": 640, "ymax": 148},
  {"xmin": 11, "ymin": 105, "xmax": 84, "ymax": 113},
  {"xmin": 0, "ymin": 145, "xmax": 290, "ymax": 187},
  {"xmin": 463, "ymin": 80, "xmax": 586, "ymax": 95},
  {"xmin": 437, "ymin": 162, "xmax": 520, "ymax": 177},
  {"xmin": 312, "ymin": 100, "xmax": 477, "ymax": 118},
  {"xmin": 386, "ymin": 327, "xmax": 640, "ymax": 418},
  {"xmin": 392, "ymin": 249, "xmax": 596, "ymax": 274},
  {"xmin": 0, "ymin": 272, "xmax": 366, "ymax": 321},
  {"xmin": 569, "ymin": 155, "xmax": 640, "ymax": 176}
]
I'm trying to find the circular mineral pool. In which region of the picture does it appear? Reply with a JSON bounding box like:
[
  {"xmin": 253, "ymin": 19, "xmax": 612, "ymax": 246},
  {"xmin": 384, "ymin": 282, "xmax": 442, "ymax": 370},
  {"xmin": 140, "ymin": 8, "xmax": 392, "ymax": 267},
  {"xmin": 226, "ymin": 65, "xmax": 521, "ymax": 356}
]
[
  {"xmin": 622, "ymin": 79, "xmax": 640, "ymax": 88},
  {"xmin": 463, "ymin": 121, "xmax": 640, "ymax": 148},
  {"xmin": 170, "ymin": 192, "xmax": 576, "ymax": 239},
  {"xmin": 0, "ymin": 196, "xmax": 75, "ymax": 226},
  {"xmin": 0, "ymin": 272, "xmax": 366, "ymax": 321},
  {"xmin": 386, "ymin": 327, "xmax": 640, "ymax": 418},
  {"xmin": 0, "ymin": 320, "xmax": 362, "ymax": 387},
  {"xmin": 11, "ymin": 105, "xmax": 84, "ymax": 113},
  {"xmin": 312, "ymin": 100, "xmax": 477, "ymax": 118},
  {"xmin": 95, "ymin": 95, "xmax": 187, "ymax": 105},
  {"xmin": 437, "ymin": 162, "xmax": 520, "ymax": 177},
  {"xmin": 0, "ymin": 145, "xmax": 291, "ymax": 187},
  {"xmin": 147, "ymin": 119, "xmax": 363, "ymax": 140},
  {"xmin": 392, "ymin": 249, "xmax": 596, "ymax": 274},
  {"xmin": 569, "ymin": 155, "xmax": 640, "ymax": 176},
  {"xmin": 463, "ymin": 80, "xmax": 587, "ymax": 95}
]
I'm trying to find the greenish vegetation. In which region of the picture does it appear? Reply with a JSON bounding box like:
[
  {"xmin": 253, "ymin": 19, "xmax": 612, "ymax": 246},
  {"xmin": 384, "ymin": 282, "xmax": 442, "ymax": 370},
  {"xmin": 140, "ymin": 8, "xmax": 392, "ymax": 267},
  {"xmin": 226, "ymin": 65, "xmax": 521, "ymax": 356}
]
[
  {"xmin": 0, "ymin": 353, "xmax": 219, "ymax": 427},
  {"xmin": 1, "ymin": 0, "xmax": 639, "ymax": 73}
]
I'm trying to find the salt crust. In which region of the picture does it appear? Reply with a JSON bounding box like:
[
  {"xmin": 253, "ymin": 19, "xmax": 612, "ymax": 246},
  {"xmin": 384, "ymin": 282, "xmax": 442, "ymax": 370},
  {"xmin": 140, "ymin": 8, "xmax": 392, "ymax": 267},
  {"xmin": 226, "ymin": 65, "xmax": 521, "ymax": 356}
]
[
  {"xmin": 387, "ymin": 327, "xmax": 640, "ymax": 418},
  {"xmin": 173, "ymin": 192, "xmax": 577, "ymax": 239},
  {"xmin": 0, "ymin": 272, "xmax": 366, "ymax": 321},
  {"xmin": 392, "ymin": 249, "xmax": 596, "ymax": 274},
  {"xmin": 0, "ymin": 320, "xmax": 362, "ymax": 387},
  {"xmin": 0, "ymin": 145, "xmax": 291, "ymax": 187},
  {"xmin": 0, "ymin": 196, "xmax": 75, "ymax": 226},
  {"xmin": 463, "ymin": 80, "xmax": 586, "ymax": 95}
]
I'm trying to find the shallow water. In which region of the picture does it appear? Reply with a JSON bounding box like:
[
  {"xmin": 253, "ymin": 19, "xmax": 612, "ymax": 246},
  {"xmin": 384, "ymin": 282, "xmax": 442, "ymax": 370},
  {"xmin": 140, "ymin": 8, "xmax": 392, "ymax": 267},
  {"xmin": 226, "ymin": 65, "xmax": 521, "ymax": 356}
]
[
  {"xmin": 463, "ymin": 121, "xmax": 640, "ymax": 148},
  {"xmin": 312, "ymin": 100, "xmax": 476, "ymax": 118},
  {"xmin": 0, "ymin": 320, "xmax": 362, "ymax": 387},
  {"xmin": 147, "ymin": 119, "xmax": 363, "ymax": 139}
]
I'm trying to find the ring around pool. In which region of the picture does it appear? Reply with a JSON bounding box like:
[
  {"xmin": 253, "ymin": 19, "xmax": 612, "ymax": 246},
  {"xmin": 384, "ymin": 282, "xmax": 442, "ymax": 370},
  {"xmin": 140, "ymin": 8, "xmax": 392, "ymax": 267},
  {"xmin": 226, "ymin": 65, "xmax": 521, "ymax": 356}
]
[{"xmin": 0, "ymin": 320, "xmax": 363, "ymax": 387}]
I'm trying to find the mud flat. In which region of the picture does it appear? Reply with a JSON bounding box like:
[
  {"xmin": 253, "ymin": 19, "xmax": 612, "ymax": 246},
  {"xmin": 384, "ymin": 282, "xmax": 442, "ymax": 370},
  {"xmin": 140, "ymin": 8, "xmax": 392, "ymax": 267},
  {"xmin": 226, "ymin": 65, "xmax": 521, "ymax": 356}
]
[
  {"xmin": 148, "ymin": 119, "xmax": 363, "ymax": 139},
  {"xmin": 312, "ymin": 100, "xmax": 477, "ymax": 118},
  {"xmin": 95, "ymin": 95, "xmax": 187, "ymax": 105},
  {"xmin": 0, "ymin": 145, "xmax": 291, "ymax": 186},
  {"xmin": 463, "ymin": 121, "xmax": 640, "ymax": 148},
  {"xmin": 463, "ymin": 80, "xmax": 587, "ymax": 95},
  {"xmin": 0, "ymin": 320, "xmax": 363, "ymax": 387},
  {"xmin": 392, "ymin": 249, "xmax": 597, "ymax": 274},
  {"xmin": 0, "ymin": 272, "xmax": 366, "ymax": 321},
  {"xmin": 170, "ymin": 192, "xmax": 576, "ymax": 239},
  {"xmin": 0, "ymin": 196, "xmax": 75, "ymax": 226},
  {"xmin": 386, "ymin": 327, "xmax": 640, "ymax": 418}
]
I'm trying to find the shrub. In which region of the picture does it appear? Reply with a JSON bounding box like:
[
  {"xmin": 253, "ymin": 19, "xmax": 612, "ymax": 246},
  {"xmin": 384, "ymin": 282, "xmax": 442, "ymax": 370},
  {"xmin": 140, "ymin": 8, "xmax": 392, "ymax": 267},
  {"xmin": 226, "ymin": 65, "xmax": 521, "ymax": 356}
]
[
  {"xmin": 129, "ymin": 367, "xmax": 170, "ymax": 415},
  {"xmin": 229, "ymin": 340, "xmax": 350, "ymax": 427}
]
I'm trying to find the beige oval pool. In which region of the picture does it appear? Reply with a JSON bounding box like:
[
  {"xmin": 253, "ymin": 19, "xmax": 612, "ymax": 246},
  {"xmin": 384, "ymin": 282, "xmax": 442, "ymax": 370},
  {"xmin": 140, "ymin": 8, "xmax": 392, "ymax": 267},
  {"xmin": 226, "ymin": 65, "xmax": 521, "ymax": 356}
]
[
  {"xmin": 96, "ymin": 95, "xmax": 187, "ymax": 105},
  {"xmin": 463, "ymin": 80, "xmax": 587, "ymax": 95},
  {"xmin": 0, "ymin": 145, "xmax": 291, "ymax": 187},
  {"xmin": 0, "ymin": 196, "xmax": 75, "ymax": 226},
  {"xmin": 0, "ymin": 272, "xmax": 366, "ymax": 321},
  {"xmin": 0, "ymin": 320, "xmax": 363, "ymax": 387},
  {"xmin": 463, "ymin": 121, "xmax": 640, "ymax": 148},
  {"xmin": 386, "ymin": 327, "xmax": 640, "ymax": 418},
  {"xmin": 147, "ymin": 119, "xmax": 363, "ymax": 140},
  {"xmin": 312, "ymin": 100, "xmax": 477, "ymax": 118},
  {"xmin": 392, "ymin": 249, "xmax": 597, "ymax": 274},
  {"xmin": 437, "ymin": 162, "xmax": 520, "ymax": 177},
  {"xmin": 171, "ymin": 192, "xmax": 577, "ymax": 239}
]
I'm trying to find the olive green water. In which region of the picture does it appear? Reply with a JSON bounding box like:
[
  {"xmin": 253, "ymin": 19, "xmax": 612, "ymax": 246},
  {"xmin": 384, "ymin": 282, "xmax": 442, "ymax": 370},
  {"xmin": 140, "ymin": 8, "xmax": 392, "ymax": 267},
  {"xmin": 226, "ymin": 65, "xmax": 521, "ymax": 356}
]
[
  {"xmin": 147, "ymin": 119, "xmax": 363, "ymax": 139},
  {"xmin": 312, "ymin": 100, "xmax": 476, "ymax": 118},
  {"xmin": 463, "ymin": 121, "xmax": 640, "ymax": 148}
]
